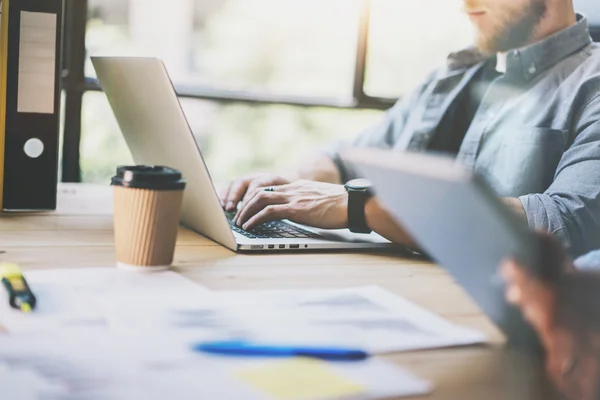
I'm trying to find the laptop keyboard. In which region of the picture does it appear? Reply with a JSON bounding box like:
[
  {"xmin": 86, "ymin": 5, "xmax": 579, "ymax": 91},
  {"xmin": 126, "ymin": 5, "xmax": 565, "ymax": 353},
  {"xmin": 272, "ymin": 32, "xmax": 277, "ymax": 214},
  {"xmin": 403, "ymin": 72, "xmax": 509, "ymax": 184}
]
[{"xmin": 226, "ymin": 213, "xmax": 322, "ymax": 239}]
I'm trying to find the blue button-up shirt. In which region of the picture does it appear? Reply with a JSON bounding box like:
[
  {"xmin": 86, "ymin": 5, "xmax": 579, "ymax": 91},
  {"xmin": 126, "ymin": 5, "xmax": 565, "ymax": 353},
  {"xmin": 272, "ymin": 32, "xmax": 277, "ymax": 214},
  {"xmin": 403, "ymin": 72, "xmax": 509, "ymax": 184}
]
[
  {"xmin": 327, "ymin": 15, "xmax": 600, "ymax": 258},
  {"xmin": 575, "ymin": 249, "xmax": 600, "ymax": 270}
]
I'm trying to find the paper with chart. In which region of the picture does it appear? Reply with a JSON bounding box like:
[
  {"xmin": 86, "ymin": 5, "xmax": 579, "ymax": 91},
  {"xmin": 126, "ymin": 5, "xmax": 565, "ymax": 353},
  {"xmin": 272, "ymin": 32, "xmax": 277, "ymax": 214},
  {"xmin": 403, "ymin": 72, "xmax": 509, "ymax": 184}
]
[
  {"xmin": 0, "ymin": 333, "xmax": 432, "ymax": 400},
  {"xmin": 0, "ymin": 267, "xmax": 209, "ymax": 335},
  {"xmin": 0, "ymin": 333, "xmax": 263, "ymax": 400},
  {"xmin": 0, "ymin": 268, "xmax": 485, "ymax": 353},
  {"xmin": 99, "ymin": 285, "xmax": 487, "ymax": 353},
  {"xmin": 206, "ymin": 286, "xmax": 487, "ymax": 353}
]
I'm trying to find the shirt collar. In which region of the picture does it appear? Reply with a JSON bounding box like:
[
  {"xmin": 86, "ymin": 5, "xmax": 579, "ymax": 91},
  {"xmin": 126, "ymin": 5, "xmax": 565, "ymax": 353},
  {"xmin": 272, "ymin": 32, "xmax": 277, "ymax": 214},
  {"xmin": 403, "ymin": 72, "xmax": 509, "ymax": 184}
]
[
  {"xmin": 496, "ymin": 52, "xmax": 507, "ymax": 73},
  {"xmin": 504, "ymin": 13, "xmax": 592, "ymax": 81},
  {"xmin": 446, "ymin": 14, "xmax": 593, "ymax": 79}
]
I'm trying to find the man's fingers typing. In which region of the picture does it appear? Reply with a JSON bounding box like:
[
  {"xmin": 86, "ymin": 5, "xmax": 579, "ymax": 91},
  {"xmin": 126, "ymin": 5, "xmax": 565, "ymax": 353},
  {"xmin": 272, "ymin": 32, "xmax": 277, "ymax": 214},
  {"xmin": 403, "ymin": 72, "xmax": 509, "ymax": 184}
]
[
  {"xmin": 237, "ymin": 176, "xmax": 290, "ymax": 213},
  {"xmin": 235, "ymin": 191, "xmax": 288, "ymax": 227},
  {"xmin": 234, "ymin": 186, "xmax": 274, "ymax": 224},
  {"xmin": 243, "ymin": 205, "xmax": 288, "ymax": 231},
  {"xmin": 243, "ymin": 181, "xmax": 265, "ymax": 204},
  {"xmin": 239, "ymin": 181, "xmax": 281, "ymax": 213},
  {"xmin": 218, "ymin": 184, "xmax": 231, "ymax": 208},
  {"xmin": 225, "ymin": 178, "xmax": 251, "ymax": 211}
]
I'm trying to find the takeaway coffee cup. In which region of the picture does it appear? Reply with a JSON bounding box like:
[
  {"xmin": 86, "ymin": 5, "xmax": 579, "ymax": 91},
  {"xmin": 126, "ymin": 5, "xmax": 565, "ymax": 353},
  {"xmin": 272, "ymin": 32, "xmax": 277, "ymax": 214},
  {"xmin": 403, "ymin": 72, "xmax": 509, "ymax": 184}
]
[{"xmin": 111, "ymin": 165, "xmax": 186, "ymax": 271}]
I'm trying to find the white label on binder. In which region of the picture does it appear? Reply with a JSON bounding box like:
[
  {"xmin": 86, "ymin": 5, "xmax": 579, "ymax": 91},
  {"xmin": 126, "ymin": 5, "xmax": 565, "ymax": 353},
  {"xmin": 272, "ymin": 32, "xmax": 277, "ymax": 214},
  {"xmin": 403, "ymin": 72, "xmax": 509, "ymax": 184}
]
[{"xmin": 17, "ymin": 12, "xmax": 57, "ymax": 114}]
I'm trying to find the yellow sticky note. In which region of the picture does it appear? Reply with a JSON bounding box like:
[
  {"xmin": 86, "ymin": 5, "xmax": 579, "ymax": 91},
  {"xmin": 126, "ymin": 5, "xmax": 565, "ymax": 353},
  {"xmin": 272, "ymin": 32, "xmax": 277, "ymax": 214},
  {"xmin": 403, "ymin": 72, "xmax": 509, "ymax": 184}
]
[{"xmin": 236, "ymin": 357, "xmax": 365, "ymax": 400}]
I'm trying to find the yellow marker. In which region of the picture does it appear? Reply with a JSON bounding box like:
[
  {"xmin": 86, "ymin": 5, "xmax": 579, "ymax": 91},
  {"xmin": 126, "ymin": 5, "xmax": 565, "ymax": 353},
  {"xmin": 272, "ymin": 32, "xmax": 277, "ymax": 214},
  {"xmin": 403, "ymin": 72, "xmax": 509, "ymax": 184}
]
[{"xmin": 0, "ymin": 262, "xmax": 36, "ymax": 313}]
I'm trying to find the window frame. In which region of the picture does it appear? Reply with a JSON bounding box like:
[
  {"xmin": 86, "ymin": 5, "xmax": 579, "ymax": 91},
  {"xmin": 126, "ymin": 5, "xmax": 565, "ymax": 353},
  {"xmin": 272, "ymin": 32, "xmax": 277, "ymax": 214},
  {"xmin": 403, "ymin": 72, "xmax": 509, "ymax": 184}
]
[
  {"xmin": 60, "ymin": 0, "xmax": 396, "ymax": 182},
  {"xmin": 60, "ymin": 1, "xmax": 600, "ymax": 182}
]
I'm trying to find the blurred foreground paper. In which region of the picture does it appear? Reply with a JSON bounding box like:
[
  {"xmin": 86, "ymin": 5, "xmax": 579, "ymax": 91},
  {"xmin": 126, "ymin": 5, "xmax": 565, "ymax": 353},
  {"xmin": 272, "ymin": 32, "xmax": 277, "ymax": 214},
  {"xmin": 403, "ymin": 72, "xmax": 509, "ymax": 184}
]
[
  {"xmin": 0, "ymin": 267, "xmax": 208, "ymax": 334},
  {"xmin": 0, "ymin": 333, "xmax": 432, "ymax": 400},
  {"xmin": 236, "ymin": 358, "xmax": 366, "ymax": 400},
  {"xmin": 143, "ymin": 286, "xmax": 488, "ymax": 353},
  {"xmin": 98, "ymin": 286, "xmax": 486, "ymax": 353},
  {"xmin": 0, "ymin": 268, "xmax": 485, "ymax": 354}
]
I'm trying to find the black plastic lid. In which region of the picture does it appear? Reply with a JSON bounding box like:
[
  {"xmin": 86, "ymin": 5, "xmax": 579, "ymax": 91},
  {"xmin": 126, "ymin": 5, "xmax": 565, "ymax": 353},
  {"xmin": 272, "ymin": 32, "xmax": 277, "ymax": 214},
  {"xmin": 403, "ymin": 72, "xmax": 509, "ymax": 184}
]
[{"xmin": 110, "ymin": 165, "xmax": 186, "ymax": 190}]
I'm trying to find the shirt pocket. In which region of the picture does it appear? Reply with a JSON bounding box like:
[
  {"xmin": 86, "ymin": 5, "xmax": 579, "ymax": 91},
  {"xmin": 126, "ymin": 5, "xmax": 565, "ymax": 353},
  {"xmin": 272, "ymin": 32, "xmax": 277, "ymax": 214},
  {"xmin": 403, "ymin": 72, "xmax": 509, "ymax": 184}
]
[{"xmin": 482, "ymin": 127, "xmax": 568, "ymax": 196}]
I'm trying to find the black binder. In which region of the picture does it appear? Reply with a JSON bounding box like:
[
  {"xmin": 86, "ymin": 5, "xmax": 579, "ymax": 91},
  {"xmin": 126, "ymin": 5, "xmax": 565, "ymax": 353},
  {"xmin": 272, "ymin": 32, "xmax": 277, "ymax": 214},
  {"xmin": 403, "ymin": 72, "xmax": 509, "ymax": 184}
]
[{"xmin": 0, "ymin": 0, "xmax": 64, "ymax": 211}]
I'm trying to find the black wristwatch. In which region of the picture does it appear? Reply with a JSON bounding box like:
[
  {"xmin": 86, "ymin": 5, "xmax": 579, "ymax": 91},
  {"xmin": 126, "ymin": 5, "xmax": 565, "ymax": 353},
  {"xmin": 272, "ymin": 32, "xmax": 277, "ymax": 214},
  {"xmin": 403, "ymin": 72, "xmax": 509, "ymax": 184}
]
[{"xmin": 344, "ymin": 179, "xmax": 374, "ymax": 234}]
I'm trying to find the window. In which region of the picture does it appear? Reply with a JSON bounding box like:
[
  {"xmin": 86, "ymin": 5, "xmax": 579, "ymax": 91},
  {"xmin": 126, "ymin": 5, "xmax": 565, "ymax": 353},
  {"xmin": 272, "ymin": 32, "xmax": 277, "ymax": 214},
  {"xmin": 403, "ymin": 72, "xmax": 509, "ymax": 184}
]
[
  {"xmin": 62, "ymin": 0, "xmax": 475, "ymax": 184},
  {"xmin": 79, "ymin": 91, "xmax": 382, "ymax": 186},
  {"xmin": 86, "ymin": 0, "xmax": 361, "ymax": 99},
  {"xmin": 365, "ymin": 0, "xmax": 473, "ymax": 98}
]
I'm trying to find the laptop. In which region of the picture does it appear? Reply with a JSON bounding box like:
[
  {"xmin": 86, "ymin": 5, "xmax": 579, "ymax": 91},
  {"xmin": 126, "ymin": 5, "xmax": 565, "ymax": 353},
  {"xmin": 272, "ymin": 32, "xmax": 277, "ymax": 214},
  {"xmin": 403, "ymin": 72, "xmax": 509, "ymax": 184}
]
[
  {"xmin": 91, "ymin": 56, "xmax": 397, "ymax": 253},
  {"xmin": 342, "ymin": 148, "xmax": 544, "ymax": 352}
]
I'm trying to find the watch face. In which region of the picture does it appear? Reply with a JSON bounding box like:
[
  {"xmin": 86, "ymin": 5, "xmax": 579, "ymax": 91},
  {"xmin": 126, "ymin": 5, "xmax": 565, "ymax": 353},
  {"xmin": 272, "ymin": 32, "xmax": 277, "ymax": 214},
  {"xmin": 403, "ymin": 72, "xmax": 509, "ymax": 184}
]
[{"xmin": 346, "ymin": 178, "xmax": 372, "ymax": 190}]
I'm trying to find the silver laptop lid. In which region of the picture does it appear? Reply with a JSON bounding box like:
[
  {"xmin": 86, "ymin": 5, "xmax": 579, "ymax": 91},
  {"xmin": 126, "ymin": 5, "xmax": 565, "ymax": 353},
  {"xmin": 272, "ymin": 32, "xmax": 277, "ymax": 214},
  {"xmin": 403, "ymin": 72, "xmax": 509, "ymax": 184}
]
[{"xmin": 91, "ymin": 56, "xmax": 237, "ymax": 251}]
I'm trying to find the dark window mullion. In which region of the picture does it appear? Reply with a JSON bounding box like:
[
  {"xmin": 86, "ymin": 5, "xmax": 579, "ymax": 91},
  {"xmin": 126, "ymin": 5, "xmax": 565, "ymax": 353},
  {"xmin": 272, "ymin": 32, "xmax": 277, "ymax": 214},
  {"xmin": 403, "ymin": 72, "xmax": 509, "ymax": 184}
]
[
  {"xmin": 61, "ymin": 0, "xmax": 88, "ymax": 183},
  {"xmin": 352, "ymin": 0, "xmax": 371, "ymax": 102},
  {"xmin": 82, "ymin": 78, "xmax": 393, "ymax": 110}
]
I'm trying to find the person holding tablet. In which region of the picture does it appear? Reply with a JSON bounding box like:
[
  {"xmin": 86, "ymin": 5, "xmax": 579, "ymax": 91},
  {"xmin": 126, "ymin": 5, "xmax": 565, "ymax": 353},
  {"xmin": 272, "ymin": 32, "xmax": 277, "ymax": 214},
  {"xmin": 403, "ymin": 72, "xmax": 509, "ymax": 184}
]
[{"xmin": 502, "ymin": 234, "xmax": 600, "ymax": 400}]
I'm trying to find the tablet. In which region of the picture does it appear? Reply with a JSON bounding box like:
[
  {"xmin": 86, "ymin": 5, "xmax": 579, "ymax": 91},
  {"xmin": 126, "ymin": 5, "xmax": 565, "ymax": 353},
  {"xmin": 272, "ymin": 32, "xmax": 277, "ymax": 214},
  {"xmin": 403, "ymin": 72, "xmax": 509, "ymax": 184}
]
[{"xmin": 342, "ymin": 148, "xmax": 542, "ymax": 352}]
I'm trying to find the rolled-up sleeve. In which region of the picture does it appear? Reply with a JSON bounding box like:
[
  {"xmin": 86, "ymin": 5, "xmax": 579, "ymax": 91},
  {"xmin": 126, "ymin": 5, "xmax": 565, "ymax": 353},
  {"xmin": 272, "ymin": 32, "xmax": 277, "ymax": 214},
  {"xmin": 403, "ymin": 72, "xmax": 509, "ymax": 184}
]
[
  {"xmin": 574, "ymin": 249, "xmax": 600, "ymax": 271},
  {"xmin": 519, "ymin": 98, "xmax": 600, "ymax": 258},
  {"xmin": 323, "ymin": 74, "xmax": 435, "ymax": 183}
]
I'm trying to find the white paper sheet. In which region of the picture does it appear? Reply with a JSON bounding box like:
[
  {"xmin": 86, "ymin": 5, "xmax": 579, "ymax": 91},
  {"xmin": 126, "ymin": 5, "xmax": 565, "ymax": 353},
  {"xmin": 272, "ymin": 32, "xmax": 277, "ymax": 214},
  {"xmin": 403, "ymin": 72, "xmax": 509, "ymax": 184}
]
[
  {"xmin": 210, "ymin": 286, "xmax": 488, "ymax": 353},
  {"xmin": 0, "ymin": 333, "xmax": 432, "ymax": 400},
  {"xmin": 1, "ymin": 268, "xmax": 485, "ymax": 354},
  {"xmin": 0, "ymin": 267, "xmax": 208, "ymax": 335},
  {"xmin": 98, "ymin": 285, "xmax": 486, "ymax": 353},
  {"xmin": 0, "ymin": 333, "xmax": 259, "ymax": 400}
]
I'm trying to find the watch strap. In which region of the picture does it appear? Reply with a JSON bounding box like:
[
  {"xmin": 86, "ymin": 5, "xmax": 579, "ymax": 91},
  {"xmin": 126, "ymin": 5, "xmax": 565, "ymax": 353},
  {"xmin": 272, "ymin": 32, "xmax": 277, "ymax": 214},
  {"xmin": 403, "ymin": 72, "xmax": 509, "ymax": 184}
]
[{"xmin": 348, "ymin": 190, "xmax": 371, "ymax": 234}]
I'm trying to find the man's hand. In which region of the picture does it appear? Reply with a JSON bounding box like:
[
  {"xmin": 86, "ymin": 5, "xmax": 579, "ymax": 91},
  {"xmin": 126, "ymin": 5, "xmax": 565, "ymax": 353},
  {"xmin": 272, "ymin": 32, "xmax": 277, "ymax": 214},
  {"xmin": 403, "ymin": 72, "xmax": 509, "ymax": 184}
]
[
  {"xmin": 500, "ymin": 234, "xmax": 600, "ymax": 400},
  {"xmin": 233, "ymin": 180, "xmax": 348, "ymax": 231},
  {"xmin": 219, "ymin": 173, "xmax": 291, "ymax": 212}
]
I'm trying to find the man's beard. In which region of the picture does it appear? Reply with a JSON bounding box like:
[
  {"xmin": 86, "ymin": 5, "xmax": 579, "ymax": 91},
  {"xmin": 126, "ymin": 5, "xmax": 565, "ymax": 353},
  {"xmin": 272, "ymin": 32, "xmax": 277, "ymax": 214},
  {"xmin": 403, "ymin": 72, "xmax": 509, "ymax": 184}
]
[{"xmin": 476, "ymin": 0, "xmax": 547, "ymax": 54}]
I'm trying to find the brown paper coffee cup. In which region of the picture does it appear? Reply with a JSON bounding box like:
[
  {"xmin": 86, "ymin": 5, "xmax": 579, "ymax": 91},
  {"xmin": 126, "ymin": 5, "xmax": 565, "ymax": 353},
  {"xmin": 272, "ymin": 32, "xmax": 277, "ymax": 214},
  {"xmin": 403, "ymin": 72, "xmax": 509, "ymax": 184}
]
[{"xmin": 111, "ymin": 166, "xmax": 186, "ymax": 271}]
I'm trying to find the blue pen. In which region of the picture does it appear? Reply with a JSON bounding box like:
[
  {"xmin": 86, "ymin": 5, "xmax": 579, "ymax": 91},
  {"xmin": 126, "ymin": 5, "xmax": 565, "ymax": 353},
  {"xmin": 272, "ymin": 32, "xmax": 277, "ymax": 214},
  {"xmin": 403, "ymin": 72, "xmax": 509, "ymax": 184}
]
[{"xmin": 192, "ymin": 340, "xmax": 369, "ymax": 361}]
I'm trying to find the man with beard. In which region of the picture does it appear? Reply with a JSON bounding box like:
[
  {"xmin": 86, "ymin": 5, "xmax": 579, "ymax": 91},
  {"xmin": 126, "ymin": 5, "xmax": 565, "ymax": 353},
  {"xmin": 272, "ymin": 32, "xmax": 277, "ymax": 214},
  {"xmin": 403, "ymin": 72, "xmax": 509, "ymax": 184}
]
[{"xmin": 221, "ymin": 0, "xmax": 600, "ymax": 259}]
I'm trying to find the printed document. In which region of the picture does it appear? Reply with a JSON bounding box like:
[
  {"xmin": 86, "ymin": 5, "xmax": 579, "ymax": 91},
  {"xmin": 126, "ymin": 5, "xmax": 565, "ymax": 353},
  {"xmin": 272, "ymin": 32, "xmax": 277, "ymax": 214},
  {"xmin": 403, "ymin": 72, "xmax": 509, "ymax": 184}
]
[
  {"xmin": 0, "ymin": 333, "xmax": 432, "ymax": 400},
  {"xmin": 0, "ymin": 269, "xmax": 486, "ymax": 353}
]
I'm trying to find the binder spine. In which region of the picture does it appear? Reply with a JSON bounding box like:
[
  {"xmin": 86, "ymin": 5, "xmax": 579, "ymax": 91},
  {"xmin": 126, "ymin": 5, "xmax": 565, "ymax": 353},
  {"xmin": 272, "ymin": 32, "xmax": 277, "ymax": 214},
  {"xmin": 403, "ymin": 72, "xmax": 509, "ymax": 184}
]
[
  {"xmin": 1, "ymin": 0, "xmax": 64, "ymax": 211},
  {"xmin": 0, "ymin": 0, "xmax": 9, "ymax": 210}
]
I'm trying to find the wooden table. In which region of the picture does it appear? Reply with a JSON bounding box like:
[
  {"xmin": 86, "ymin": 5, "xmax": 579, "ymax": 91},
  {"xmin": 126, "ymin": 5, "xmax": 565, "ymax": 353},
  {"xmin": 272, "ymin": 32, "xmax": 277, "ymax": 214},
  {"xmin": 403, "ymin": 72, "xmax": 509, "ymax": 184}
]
[{"xmin": 0, "ymin": 184, "xmax": 560, "ymax": 399}]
